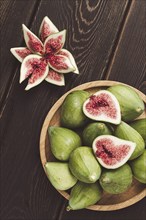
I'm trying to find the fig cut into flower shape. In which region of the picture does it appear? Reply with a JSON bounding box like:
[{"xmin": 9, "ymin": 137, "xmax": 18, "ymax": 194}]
[{"xmin": 10, "ymin": 16, "xmax": 79, "ymax": 90}]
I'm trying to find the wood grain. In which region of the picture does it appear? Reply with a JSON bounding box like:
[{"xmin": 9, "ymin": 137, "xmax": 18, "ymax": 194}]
[
  {"xmin": 105, "ymin": 0, "xmax": 146, "ymax": 91},
  {"xmin": 40, "ymin": 80, "xmax": 146, "ymax": 211},
  {"xmin": 0, "ymin": 0, "xmax": 39, "ymax": 108},
  {"xmin": 1, "ymin": 0, "xmax": 146, "ymax": 220},
  {"xmin": 0, "ymin": 0, "xmax": 129, "ymax": 116}
]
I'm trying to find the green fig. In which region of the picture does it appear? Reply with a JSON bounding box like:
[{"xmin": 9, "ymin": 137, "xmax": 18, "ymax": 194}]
[
  {"xmin": 108, "ymin": 85, "xmax": 144, "ymax": 121},
  {"xmin": 114, "ymin": 121, "xmax": 145, "ymax": 160},
  {"xmin": 99, "ymin": 164, "xmax": 133, "ymax": 194},
  {"xmin": 130, "ymin": 150, "xmax": 146, "ymax": 184},
  {"xmin": 82, "ymin": 122, "xmax": 112, "ymax": 146},
  {"xmin": 45, "ymin": 162, "xmax": 77, "ymax": 190},
  {"xmin": 48, "ymin": 126, "xmax": 81, "ymax": 161},
  {"xmin": 67, "ymin": 181, "xmax": 102, "ymax": 210},
  {"xmin": 69, "ymin": 146, "xmax": 101, "ymax": 183},
  {"xmin": 130, "ymin": 118, "xmax": 146, "ymax": 144},
  {"xmin": 60, "ymin": 90, "xmax": 90, "ymax": 128}
]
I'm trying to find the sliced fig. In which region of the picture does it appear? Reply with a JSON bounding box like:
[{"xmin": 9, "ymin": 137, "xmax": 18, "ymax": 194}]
[
  {"xmin": 45, "ymin": 70, "xmax": 65, "ymax": 86},
  {"xmin": 20, "ymin": 54, "xmax": 49, "ymax": 90},
  {"xmin": 22, "ymin": 24, "xmax": 44, "ymax": 55},
  {"xmin": 10, "ymin": 47, "xmax": 32, "ymax": 62},
  {"xmin": 92, "ymin": 135, "xmax": 136, "ymax": 169},
  {"xmin": 59, "ymin": 49, "xmax": 79, "ymax": 74},
  {"xmin": 83, "ymin": 90, "xmax": 121, "ymax": 125},
  {"xmin": 44, "ymin": 30, "xmax": 66, "ymax": 55},
  {"xmin": 39, "ymin": 16, "xmax": 59, "ymax": 42},
  {"xmin": 48, "ymin": 54, "xmax": 75, "ymax": 73}
]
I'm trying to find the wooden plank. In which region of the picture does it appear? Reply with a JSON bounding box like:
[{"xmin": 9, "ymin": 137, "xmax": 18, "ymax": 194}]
[
  {"xmin": 0, "ymin": 0, "xmax": 39, "ymax": 107},
  {"xmin": 106, "ymin": 0, "xmax": 146, "ymax": 91},
  {"xmin": 2, "ymin": 0, "xmax": 142, "ymax": 220},
  {"xmin": 0, "ymin": 0, "xmax": 130, "ymax": 115}
]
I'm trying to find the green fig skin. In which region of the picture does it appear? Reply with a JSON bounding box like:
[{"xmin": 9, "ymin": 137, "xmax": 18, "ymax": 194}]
[
  {"xmin": 82, "ymin": 122, "xmax": 112, "ymax": 147},
  {"xmin": 67, "ymin": 181, "xmax": 102, "ymax": 210},
  {"xmin": 130, "ymin": 150, "xmax": 146, "ymax": 184},
  {"xmin": 130, "ymin": 119, "xmax": 146, "ymax": 144},
  {"xmin": 48, "ymin": 126, "xmax": 82, "ymax": 161},
  {"xmin": 69, "ymin": 147, "xmax": 101, "ymax": 183},
  {"xmin": 99, "ymin": 164, "xmax": 133, "ymax": 194},
  {"xmin": 108, "ymin": 85, "xmax": 144, "ymax": 121},
  {"xmin": 45, "ymin": 162, "xmax": 77, "ymax": 190},
  {"xmin": 60, "ymin": 90, "xmax": 90, "ymax": 129},
  {"xmin": 114, "ymin": 121, "xmax": 145, "ymax": 160}
]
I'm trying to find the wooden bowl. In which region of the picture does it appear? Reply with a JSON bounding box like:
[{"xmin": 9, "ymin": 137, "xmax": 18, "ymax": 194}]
[{"xmin": 40, "ymin": 80, "xmax": 146, "ymax": 211}]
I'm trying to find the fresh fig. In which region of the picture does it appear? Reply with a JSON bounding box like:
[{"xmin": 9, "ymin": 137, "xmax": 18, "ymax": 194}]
[
  {"xmin": 48, "ymin": 126, "xmax": 81, "ymax": 161},
  {"xmin": 69, "ymin": 146, "xmax": 101, "ymax": 183},
  {"xmin": 130, "ymin": 118, "xmax": 146, "ymax": 144},
  {"xmin": 108, "ymin": 85, "xmax": 144, "ymax": 121},
  {"xmin": 114, "ymin": 121, "xmax": 145, "ymax": 160},
  {"xmin": 92, "ymin": 135, "xmax": 136, "ymax": 169},
  {"xmin": 99, "ymin": 164, "xmax": 133, "ymax": 194},
  {"xmin": 130, "ymin": 150, "xmax": 146, "ymax": 184},
  {"xmin": 61, "ymin": 90, "xmax": 90, "ymax": 128},
  {"xmin": 67, "ymin": 181, "xmax": 102, "ymax": 210},
  {"xmin": 83, "ymin": 90, "xmax": 121, "ymax": 125},
  {"xmin": 45, "ymin": 162, "xmax": 77, "ymax": 190},
  {"xmin": 82, "ymin": 122, "xmax": 112, "ymax": 147}
]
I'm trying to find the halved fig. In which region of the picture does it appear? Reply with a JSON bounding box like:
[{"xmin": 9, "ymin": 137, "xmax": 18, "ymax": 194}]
[
  {"xmin": 83, "ymin": 90, "xmax": 121, "ymax": 124},
  {"xmin": 48, "ymin": 54, "xmax": 75, "ymax": 73},
  {"xmin": 45, "ymin": 70, "xmax": 65, "ymax": 86},
  {"xmin": 22, "ymin": 24, "xmax": 44, "ymax": 55},
  {"xmin": 39, "ymin": 16, "xmax": 59, "ymax": 42},
  {"xmin": 59, "ymin": 49, "xmax": 79, "ymax": 74},
  {"xmin": 20, "ymin": 54, "xmax": 49, "ymax": 90},
  {"xmin": 10, "ymin": 47, "xmax": 32, "ymax": 62},
  {"xmin": 44, "ymin": 30, "xmax": 66, "ymax": 55},
  {"xmin": 92, "ymin": 135, "xmax": 136, "ymax": 169}
]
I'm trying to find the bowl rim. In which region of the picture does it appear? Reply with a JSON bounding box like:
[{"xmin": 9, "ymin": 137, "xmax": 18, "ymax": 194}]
[{"xmin": 40, "ymin": 80, "xmax": 146, "ymax": 211}]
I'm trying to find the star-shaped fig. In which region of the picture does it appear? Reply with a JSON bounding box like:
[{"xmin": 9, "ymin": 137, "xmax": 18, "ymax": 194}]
[{"xmin": 10, "ymin": 16, "xmax": 79, "ymax": 90}]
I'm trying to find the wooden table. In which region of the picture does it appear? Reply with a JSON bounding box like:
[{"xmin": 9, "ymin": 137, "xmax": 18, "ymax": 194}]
[{"xmin": 1, "ymin": 0, "xmax": 145, "ymax": 219}]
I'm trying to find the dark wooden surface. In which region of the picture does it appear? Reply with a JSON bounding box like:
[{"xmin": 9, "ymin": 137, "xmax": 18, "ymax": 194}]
[{"xmin": 0, "ymin": 0, "xmax": 145, "ymax": 220}]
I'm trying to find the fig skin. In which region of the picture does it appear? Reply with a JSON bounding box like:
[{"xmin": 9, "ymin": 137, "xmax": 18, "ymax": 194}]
[
  {"xmin": 82, "ymin": 122, "xmax": 112, "ymax": 147},
  {"xmin": 108, "ymin": 85, "xmax": 144, "ymax": 121},
  {"xmin": 130, "ymin": 118, "xmax": 146, "ymax": 144},
  {"xmin": 67, "ymin": 181, "xmax": 102, "ymax": 210},
  {"xmin": 48, "ymin": 126, "xmax": 81, "ymax": 161},
  {"xmin": 45, "ymin": 162, "xmax": 77, "ymax": 190},
  {"xmin": 99, "ymin": 164, "xmax": 133, "ymax": 194},
  {"xmin": 114, "ymin": 121, "xmax": 145, "ymax": 160},
  {"xmin": 69, "ymin": 146, "xmax": 101, "ymax": 183},
  {"xmin": 130, "ymin": 150, "xmax": 146, "ymax": 184},
  {"xmin": 60, "ymin": 90, "xmax": 90, "ymax": 129}
]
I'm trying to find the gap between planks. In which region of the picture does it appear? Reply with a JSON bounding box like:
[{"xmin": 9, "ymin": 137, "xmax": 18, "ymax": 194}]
[
  {"xmin": 103, "ymin": 0, "xmax": 134, "ymax": 80},
  {"xmin": 0, "ymin": 0, "xmax": 42, "ymax": 118}
]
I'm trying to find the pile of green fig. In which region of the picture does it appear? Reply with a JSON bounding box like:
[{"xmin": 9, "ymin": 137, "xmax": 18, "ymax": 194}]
[{"xmin": 44, "ymin": 84, "xmax": 146, "ymax": 211}]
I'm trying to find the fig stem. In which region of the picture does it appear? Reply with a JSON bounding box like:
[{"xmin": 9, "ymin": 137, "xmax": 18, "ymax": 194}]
[
  {"xmin": 136, "ymin": 107, "xmax": 142, "ymax": 113},
  {"xmin": 66, "ymin": 206, "xmax": 72, "ymax": 211}
]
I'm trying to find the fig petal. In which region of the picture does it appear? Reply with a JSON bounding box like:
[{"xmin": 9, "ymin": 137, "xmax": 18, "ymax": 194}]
[
  {"xmin": 59, "ymin": 49, "xmax": 79, "ymax": 74},
  {"xmin": 20, "ymin": 54, "xmax": 49, "ymax": 90},
  {"xmin": 45, "ymin": 70, "xmax": 65, "ymax": 86},
  {"xmin": 44, "ymin": 30, "xmax": 66, "ymax": 55},
  {"xmin": 39, "ymin": 16, "xmax": 59, "ymax": 42},
  {"xmin": 22, "ymin": 24, "xmax": 44, "ymax": 55},
  {"xmin": 10, "ymin": 47, "xmax": 32, "ymax": 62},
  {"xmin": 48, "ymin": 54, "xmax": 75, "ymax": 73}
]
